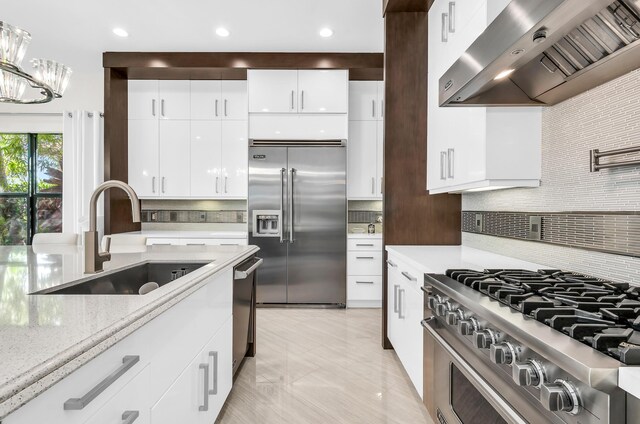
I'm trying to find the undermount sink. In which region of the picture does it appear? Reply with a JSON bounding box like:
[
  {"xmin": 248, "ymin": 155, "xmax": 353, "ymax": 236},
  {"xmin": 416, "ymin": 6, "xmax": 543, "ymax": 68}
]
[{"xmin": 34, "ymin": 262, "xmax": 208, "ymax": 295}]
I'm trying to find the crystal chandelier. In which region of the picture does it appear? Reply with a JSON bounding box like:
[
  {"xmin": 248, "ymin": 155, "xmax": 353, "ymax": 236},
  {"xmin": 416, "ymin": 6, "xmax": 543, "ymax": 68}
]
[{"xmin": 0, "ymin": 21, "xmax": 72, "ymax": 104}]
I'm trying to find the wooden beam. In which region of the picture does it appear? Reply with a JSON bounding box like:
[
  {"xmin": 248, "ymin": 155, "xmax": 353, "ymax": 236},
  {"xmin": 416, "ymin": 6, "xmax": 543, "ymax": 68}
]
[{"xmin": 383, "ymin": 0, "xmax": 432, "ymax": 14}]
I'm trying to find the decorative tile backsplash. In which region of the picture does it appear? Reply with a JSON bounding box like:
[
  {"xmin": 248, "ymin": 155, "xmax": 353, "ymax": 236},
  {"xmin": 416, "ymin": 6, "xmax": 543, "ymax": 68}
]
[
  {"xmin": 460, "ymin": 69, "xmax": 640, "ymax": 282},
  {"xmin": 141, "ymin": 210, "xmax": 247, "ymax": 224}
]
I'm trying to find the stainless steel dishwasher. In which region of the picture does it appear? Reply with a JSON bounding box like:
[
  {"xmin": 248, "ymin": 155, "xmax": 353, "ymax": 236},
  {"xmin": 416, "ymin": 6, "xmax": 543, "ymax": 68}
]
[{"xmin": 233, "ymin": 255, "xmax": 262, "ymax": 376}]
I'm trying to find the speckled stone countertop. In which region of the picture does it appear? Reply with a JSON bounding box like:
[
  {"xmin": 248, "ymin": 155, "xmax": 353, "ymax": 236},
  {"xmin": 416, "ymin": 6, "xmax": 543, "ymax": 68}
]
[{"xmin": 0, "ymin": 244, "xmax": 258, "ymax": 419}]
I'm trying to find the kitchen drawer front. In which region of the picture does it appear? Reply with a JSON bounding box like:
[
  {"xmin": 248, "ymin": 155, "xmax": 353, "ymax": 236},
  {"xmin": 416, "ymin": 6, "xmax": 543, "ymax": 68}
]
[
  {"xmin": 388, "ymin": 254, "xmax": 423, "ymax": 292},
  {"xmin": 147, "ymin": 269, "xmax": 232, "ymax": 404},
  {"xmin": 4, "ymin": 334, "xmax": 150, "ymax": 424},
  {"xmin": 347, "ymin": 251, "xmax": 383, "ymax": 276},
  {"xmin": 347, "ymin": 276, "xmax": 382, "ymax": 301},
  {"xmin": 180, "ymin": 238, "xmax": 247, "ymax": 246},
  {"xmin": 347, "ymin": 238, "xmax": 382, "ymax": 251},
  {"xmin": 82, "ymin": 366, "xmax": 151, "ymax": 424}
]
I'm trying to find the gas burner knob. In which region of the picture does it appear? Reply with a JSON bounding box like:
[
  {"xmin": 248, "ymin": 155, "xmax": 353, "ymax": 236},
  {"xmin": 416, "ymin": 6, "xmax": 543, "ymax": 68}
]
[
  {"xmin": 541, "ymin": 379, "xmax": 581, "ymax": 415},
  {"xmin": 446, "ymin": 309, "xmax": 465, "ymax": 326},
  {"xmin": 512, "ymin": 360, "xmax": 545, "ymax": 388},
  {"xmin": 435, "ymin": 300, "xmax": 454, "ymax": 317},
  {"xmin": 490, "ymin": 342, "xmax": 517, "ymax": 365},
  {"xmin": 472, "ymin": 329, "xmax": 498, "ymax": 349},
  {"xmin": 458, "ymin": 317, "xmax": 479, "ymax": 336},
  {"xmin": 427, "ymin": 295, "xmax": 443, "ymax": 311}
]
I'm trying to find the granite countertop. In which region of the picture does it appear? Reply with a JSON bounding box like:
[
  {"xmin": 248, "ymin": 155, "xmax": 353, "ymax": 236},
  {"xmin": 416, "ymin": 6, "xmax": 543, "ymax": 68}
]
[
  {"xmin": 125, "ymin": 230, "xmax": 248, "ymax": 239},
  {"xmin": 0, "ymin": 244, "xmax": 258, "ymax": 418}
]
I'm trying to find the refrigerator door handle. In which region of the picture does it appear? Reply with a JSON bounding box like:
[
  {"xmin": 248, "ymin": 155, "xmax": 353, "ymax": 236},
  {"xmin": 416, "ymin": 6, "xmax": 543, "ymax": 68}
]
[
  {"xmin": 289, "ymin": 168, "xmax": 296, "ymax": 243},
  {"xmin": 280, "ymin": 167, "xmax": 286, "ymax": 243}
]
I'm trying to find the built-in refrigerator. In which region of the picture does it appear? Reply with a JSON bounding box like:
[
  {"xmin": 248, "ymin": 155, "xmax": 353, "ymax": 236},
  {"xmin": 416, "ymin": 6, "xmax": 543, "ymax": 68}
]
[{"xmin": 248, "ymin": 139, "xmax": 346, "ymax": 305}]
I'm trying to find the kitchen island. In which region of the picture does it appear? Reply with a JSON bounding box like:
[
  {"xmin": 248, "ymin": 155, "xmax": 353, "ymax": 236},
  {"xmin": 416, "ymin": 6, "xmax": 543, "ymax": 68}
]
[{"xmin": 0, "ymin": 243, "xmax": 258, "ymax": 422}]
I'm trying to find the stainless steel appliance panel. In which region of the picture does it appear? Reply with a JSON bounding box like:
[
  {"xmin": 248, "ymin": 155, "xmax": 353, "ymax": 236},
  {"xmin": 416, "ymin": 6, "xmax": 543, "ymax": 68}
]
[
  {"xmin": 248, "ymin": 147, "xmax": 288, "ymax": 303},
  {"xmin": 285, "ymin": 147, "xmax": 347, "ymax": 304},
  {"xmin": 232, "ymin": 256, "xmax": 261, "ymax": 376}
]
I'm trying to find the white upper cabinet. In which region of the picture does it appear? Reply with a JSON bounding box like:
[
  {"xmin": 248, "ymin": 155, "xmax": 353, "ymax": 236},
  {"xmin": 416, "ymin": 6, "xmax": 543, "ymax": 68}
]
[
  {"xmin": 158, "ymin": 80, "xmax": 190, "ymax": 120},
  {"xmin": 190, "ymin": 120, "xmax": 222, "ymax": 197},
  {"xmin": 427, "ymin": 0, "xmax": 541, "ymax": 194},
  {"xmin": 248, "ymin": 70, "xmax": 348, "ymax": 114},
  {"xmin": 128, "ymin": 120, "xmax": 159, "ymax": 197},
  {"xmin": 220, "ymin": 121, "xmax": 248, "ymax": 198},
  {"xmin": 129, "ymin": 80, "xmax": 159, "ymax": 120},
  {"xmin": 221, "ymin": 81, "xmax": 248, "ymax": 120},
  {"xmin": 297, "ymin": 70, "xmax": 348, "ymax": 113},
  {"xmin": 349, "ymin": 81, "xmax": 381, "ymax": 121},
  {"xmin": 190, "ymin": 81, "xmax": 222, "ymax": 120},
  {"xmin": 248, "ymin": 70, "xmax": 298, "ymax": 113},
  {"xmin": 159, "ymin": 120, "xmax": 191, "ymax": 197}
]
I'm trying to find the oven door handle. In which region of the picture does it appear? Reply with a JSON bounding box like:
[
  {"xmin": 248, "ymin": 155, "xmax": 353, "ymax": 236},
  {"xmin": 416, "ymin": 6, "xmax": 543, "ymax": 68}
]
[{"xmin": 421, "ymin": 319, "xmax": 528, "ymax": 424}]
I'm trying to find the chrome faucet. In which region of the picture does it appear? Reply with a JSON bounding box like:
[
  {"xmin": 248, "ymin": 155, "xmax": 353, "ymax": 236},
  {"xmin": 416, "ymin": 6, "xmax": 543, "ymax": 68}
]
[{"xmin": 85, "ymin": 180, "xmax": 141, "ymax": 273}]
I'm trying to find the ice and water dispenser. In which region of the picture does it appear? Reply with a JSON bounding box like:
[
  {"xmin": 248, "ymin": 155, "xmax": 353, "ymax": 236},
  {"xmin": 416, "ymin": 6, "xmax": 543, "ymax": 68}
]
[{"xmin": 252, "ymin": 210, "xmax": 281, "ymax": 237}]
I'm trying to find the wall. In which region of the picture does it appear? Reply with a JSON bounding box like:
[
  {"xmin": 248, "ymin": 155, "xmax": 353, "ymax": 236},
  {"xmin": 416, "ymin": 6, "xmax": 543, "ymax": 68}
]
[{"xmin": 462, "ymin": 69, "xmax": 640, "ymax": 282}]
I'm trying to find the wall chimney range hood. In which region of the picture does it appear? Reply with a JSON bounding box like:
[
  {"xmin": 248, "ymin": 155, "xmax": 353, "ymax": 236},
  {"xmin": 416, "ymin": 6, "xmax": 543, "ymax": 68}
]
[{"xmin": 439, "ymin": 0, "xmax": 640, "ymax": 106}]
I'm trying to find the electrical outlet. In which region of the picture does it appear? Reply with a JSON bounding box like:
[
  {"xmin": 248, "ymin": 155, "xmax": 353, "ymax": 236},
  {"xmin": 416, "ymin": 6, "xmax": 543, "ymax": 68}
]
[
  {"xmin": 474, "ymin": 214, "xmax": 484, "ymax": 232},
  {"xmin": 528, "ymin": 216, "xmax": 542, "ymax": 240}
]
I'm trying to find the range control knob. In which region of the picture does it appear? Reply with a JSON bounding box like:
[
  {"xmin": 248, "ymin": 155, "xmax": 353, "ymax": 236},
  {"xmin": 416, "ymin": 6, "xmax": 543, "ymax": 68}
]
[
  {"xmin": 512, "ymin": 360, "xmax": 545, "ymax": 388},
  {"xmin": 490, "ymin": 342, "xmax": 517, "ymax": 365},
  {"xmin": 446, "ymin": 309, "xmax": 465, "ymax": 326},
  {"xmin": 472, "ymin": 329, "xmax": 498, "ymax": 349},
  {"xmin": 541, "ymin": 379, "xmax": 581, "ymax": 415},
  {"xmin": 458, "ymin": 317, "xmax": 479, "ymax": 336},
  {"xmin": 435, "ymin": 300, "xmax": 454, "ymax": 317},
  {"xmin": 427, "ymin": 295, "xmax": 443, "ymax": 311}
]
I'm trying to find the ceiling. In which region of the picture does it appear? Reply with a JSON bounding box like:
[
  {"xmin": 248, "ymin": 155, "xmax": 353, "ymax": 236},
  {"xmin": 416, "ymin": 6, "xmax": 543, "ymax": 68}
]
[{"xmin": 3, "ymin": 0, "xmax": 384, "ymax": 73}]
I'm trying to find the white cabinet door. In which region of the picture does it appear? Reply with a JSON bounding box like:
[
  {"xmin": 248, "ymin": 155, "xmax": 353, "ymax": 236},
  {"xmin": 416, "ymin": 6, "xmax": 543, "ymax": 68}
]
[
  {"xmin": 220, "ymin": 121, "xmax": 248, "ymax": 198},
  {"xmin": 221, "ymin": 81, "xmax": 248, "ymax": 120},
  {"xmin": 386, "ymin": 260, "xmax": 401, "ymax": 348},
  {"xmin": 248, "ymin": 70, "xmax": 298, "ymax": 113},
  {"xmin": 190, "ymin": 121, "xmax": 222, "ymax": 197},
  {"xmin": 403, "ymin": 286, "xmax": 424, "ymax": 399},
  {"xmin": 349, "ymin": 81, "xmax": 378, "ymax": 121},
  {"xmin": 128, "ymin": 120, "xmax": 159, "ymax": 197},
  {"xmin": 347, "ymin": 121, "xmax": 378, "ymax": 199},
  {"xmin": 158, "ymin": 80, "xmax": 190, "ymax": 120},
  {"xmin": 377, "ymin": 81, "xmax": 385, "ymax": 120},
  {"xmin": 298, "ymin": 70, "xmax": 348, "ymax": 113},
  {"xmin": 129, "ymin": 80, "xmax": 159, "ymax": 120},
  {"xmin": 190, "ymin": 81, "xmax": 222, "ymax": 120},
  {"xmin": 150, "ymin": 318, "xmax": 232, "ymax": 424},
  {"xmin": 159, "ymin": 120, "xmax": 190, "ymax": 197},
  {"xmin": 376, "ymin": 120, "xmax": 384, "ymax": 197}
]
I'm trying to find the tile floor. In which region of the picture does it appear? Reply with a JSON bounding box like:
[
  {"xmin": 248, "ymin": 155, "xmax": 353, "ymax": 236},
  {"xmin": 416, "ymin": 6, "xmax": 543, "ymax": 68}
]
[{"xmin": 216, "ymin": 308, "xmax": 433, "ymax": 424}]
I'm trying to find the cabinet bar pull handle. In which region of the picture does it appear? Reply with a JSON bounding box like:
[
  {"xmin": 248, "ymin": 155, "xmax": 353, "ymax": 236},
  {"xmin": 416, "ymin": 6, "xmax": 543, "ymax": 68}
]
[
  {"xmin": 356, "ymin": 243, "xmax": 374, "ymax": 247},
  {"xmin": 381, "ymin": 100, "xmax": 384, "ymax": 118},
  {"xmin": 199, "ymin": 363, "xmax": 209, "ymax": 411},
  {"xmin": 152, "ymin": 99, "xmax": 156, "ymax": 117},
  {"xmin": 187, "ymin": 243, "xmax": 206, "ymax": 246},
  {"xmin": 64, "ymin": 356, "xmax": 140, "ymax": 410},
  {"xmin": 401, "ymin": 271, "xmax": 417, "ymax": 282},
  {"xmin": 215, "ymin": 176, "xmax": 219, "ymax": 193},
  {"xmin": 220, "ymin": 243, "xmax": 239, "ymax": 246},
  {"xmin": 399, "ymin": 289, "xmax": 406, "ymax": 319},
  {"xmin": 371, "ymin": 177, "xmax": 375, "ymax": 194},
  {"xmin": 301, "ymin": 90, "xmax": 305, "ymax": 110},
  {"xmin": 161, "ymin": 99, "xmax": 165, "ymax": 117},
  {"xmin": 449, "ymin": 2, "xmax": 456, "ymax": 33},
  {"xmin": 291, "ymin": 90, "xmax": 294, "ymax": 110},
  {"xmin": 152, "ymin": 176, "xmax": 156, "ymax": 193},
  {"xmin": 356, "ymin": 280, "xmax": 375, "ymax": 284},
  {"xmin": 209, "ymin": 351, "xmax": 218, "ymax": 395},
  {"xmin": 440, "ymin": 151, "xmax": 448, "ymax": 180},
  {"xmin": 356, "ymin": 256, "xmax": 375, "ymax": 259},
  {"xmin": 381, "ymin": 177, "xmax": 383, "ymax": 194},
  {"xmin": 122, "ymin": 411, "xmax": 139, "ymax": 424},
  {"xmin": 161, "ymin": 177, "xmax": 166, "ymax": 193},
  {"xmin": 442, "ymin": 13, "xmax": 449, "ymax": 42},
  {"xmin": 447, "ymin": 148, "xmax": 455, "ymax": 179},
  {"xmin": 215, "ymin": 99, "xmax": 218, "ymax": 117},
  {"xmin": 224, "ymin": 99, "xmax": 228, "ymax": 117},
  {"xmin": 387, "ymin": 260, "xmax": 398, "ymax": 268},
  {"xmin": 224, "ymin": 176, "xmax": 228, "ymax": 193},
  {"xmin": 372, "ymin": 100, "xmax": 375, "ymax": 118},
  {"xmin": 393, "ymin": 284, "xmax": 400, "ymax": 313}
]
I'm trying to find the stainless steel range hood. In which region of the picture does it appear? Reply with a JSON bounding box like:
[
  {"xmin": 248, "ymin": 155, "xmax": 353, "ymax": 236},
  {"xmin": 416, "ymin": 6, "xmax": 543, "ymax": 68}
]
[{"xmin": 439, "ymin": 0, "xmax": 640, "ymax": 106}]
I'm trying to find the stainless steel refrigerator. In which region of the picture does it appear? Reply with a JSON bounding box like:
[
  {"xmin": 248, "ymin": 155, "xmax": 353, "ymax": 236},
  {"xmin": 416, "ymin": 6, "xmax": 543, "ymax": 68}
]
[{"xmin": 248, "ymin": 139, "xmax": 346, "ymax": 306}]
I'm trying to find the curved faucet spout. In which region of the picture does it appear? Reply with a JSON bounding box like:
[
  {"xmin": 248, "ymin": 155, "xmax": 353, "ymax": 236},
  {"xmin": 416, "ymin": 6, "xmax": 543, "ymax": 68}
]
[{"xmin": 85, "ymin": 180, "xmax": 141, "ymax": 273}]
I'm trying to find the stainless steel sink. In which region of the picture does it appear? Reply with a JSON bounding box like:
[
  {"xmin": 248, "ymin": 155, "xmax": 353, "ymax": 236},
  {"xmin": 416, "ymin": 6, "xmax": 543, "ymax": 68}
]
[{"xmin": 34, "ymin": 262, "xmax": 207, "ymax": 295}]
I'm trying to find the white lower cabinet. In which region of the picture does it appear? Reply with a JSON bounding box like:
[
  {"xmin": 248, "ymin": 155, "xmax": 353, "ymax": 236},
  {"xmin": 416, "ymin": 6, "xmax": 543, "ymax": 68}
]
[
  {"xmin": 151, "ymin": 317, "xmax": 232, "ymax": 424},
  {"xmin": 146, "ymin": 237, "xmax": 247, "ymax": 246},
  {"xmin": 386, "ymin": 253, "xmax": 424, "ymax": 399},
  {"xmin": 4, "ymin": 268, "xmax": 235, "ymax": 424},
  {"xmin": 347, "ymin": 237, "xmax": 383, "ymax": 308}
]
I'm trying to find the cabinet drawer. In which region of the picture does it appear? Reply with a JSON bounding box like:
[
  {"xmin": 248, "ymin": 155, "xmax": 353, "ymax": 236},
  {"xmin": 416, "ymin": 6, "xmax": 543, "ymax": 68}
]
[
  {"xmin": 83, "ymin": 366, "xmax": 151, "ymax": 424},
  {"xmin": 347, "ymin": 238, "xmax": 382, "ymax": 251},
  {"xmin": 347, "ymin": 251, "xmax": 382, "ymax": 276},
  {"xmin": 347, "ymin": 276, "xmax": 382, "ymax": 301},
  {"xmin": 388, "ymin": 254, "xmax": 423, "ymax": 291}
]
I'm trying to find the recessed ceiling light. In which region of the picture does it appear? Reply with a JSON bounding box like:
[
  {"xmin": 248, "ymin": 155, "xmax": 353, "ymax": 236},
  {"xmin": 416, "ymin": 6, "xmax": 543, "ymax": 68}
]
[
  {"xmin": 112, "ymin": 28, "xmax": 128, "ymax": 38},
  {"xmin": 216, "ymin": 27, "xmax": 230, "ymax": 37},
  {"xmin": 319, "ymin": 28, "xmax": 334, "ymax": 38},
  {"xmin": 494, "ymin": 69, "xmax": 515, "ymax": 80}
]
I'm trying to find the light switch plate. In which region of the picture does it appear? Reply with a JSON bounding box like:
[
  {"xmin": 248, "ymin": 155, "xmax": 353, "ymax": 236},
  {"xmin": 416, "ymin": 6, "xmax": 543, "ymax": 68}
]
[
  {"xmin": 528, "ymin": 216, "xmax": 542, "ymax": 240},
  {"xmin": 474, "ymin": 214, "xmax": 484, "ymax": 232}
]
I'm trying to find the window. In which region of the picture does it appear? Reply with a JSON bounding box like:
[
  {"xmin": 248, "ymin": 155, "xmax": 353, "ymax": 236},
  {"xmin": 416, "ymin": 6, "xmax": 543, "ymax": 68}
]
[{"xmin": 0, "ymin": 133, "xmax": 63, "ymax": 245}]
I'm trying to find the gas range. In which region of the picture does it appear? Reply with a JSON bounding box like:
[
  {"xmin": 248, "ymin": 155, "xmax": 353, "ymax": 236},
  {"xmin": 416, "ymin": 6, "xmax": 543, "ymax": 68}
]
[{"xmin": 422, "ymin": 268, "xmax": 640, "ymax": 424}]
